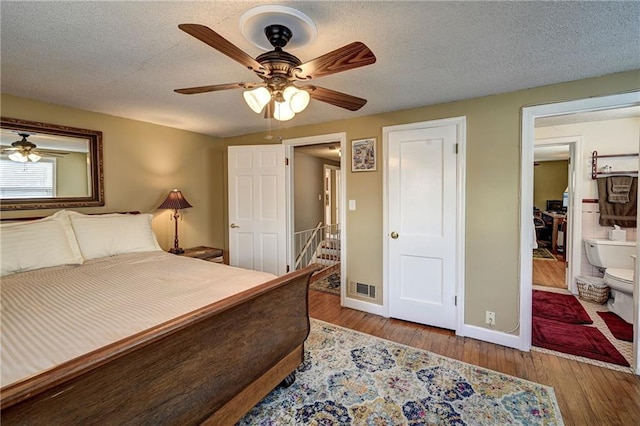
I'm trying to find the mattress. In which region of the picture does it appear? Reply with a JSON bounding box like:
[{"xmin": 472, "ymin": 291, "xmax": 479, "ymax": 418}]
[{"xmin": 0, "ymin": 251, "xmax": 276, "ymax": 388}]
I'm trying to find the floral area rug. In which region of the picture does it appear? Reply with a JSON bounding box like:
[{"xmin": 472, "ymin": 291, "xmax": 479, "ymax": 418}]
[
  {"xmin": 238, "ymin": 320, "xmax": 564, "ymax": 425},
  {"xmin": 309, "ymin": 273, "xmax": 340, "ymax": 296},
  {"xmin": 533, "ymin": 248, "xmax": 556, "ymax": 260}
]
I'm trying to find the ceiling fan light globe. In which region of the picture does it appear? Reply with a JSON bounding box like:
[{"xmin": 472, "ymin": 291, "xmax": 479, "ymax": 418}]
[
  {"xmin": 243, "ymin": 87, "xmax": 271, "ymax": 113},
  {"xmin": 8, "ymin": 152, "xmax": 27, "ymax": 163},
  {"xmin": 28, "ymin": 153, "xmax": 42, "ymax": 162},
  {"xmin": 273, "ymin": 101, "xmax": 295, "ymax": 121},
  {"xmin": 283, "ymin": 86, "xmax": 310, "ymax": 113}
]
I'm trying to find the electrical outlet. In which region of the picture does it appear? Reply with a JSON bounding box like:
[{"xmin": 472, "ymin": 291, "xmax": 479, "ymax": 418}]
[{"xmin": 485, "ymin": 311, "xmax": 496, "ymax": 326}]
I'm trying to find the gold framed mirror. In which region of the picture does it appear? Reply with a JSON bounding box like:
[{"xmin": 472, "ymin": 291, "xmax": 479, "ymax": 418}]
[{"xmin": 0, "ymin": 117, "xmax": 104, "ymax": 211}]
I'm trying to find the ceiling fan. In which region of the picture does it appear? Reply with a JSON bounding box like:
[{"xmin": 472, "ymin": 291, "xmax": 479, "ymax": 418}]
[
  {"xmin": 1, "ymin": 133, "xmax": 69, "ymax": 163},
  {"xmin": 174, "ymin": 21, "xmax": 376, "ymax": 121}
]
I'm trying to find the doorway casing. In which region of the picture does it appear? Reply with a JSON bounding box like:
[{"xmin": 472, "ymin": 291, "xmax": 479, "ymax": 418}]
[
  {"xmin": 520, "ymin": 91, "xmax": 640, "ymax": 375},
  {"xmin": 534, "ymin": 136, "xmax": 583, "ymax": 293},
  {"xmin": 284, "ymin": 133, "xmax": 347, "ymax": 307}
]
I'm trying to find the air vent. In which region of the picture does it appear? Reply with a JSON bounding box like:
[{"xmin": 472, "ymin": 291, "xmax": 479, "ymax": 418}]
[{"xmin": 354, "ymin": 281, "xmax": 376, "ymax": 299}]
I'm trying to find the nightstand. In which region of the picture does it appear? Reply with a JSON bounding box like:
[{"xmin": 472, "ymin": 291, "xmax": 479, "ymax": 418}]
[{"xmin": 177, "ymin": 246, "xmax": 224, "ymax": 263}]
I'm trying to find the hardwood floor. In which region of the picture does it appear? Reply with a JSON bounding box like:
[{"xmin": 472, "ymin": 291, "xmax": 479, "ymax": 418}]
[
  {"xmin": 309, "ymin": 290, "xmax": 640, "ymax": 426},
  {"xmin": 533, "ymin": 257, "xmax": 567, "ymax": 288}
]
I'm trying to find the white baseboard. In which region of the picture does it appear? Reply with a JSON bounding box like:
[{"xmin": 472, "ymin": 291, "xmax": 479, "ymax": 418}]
[
  {"xmin": 342, "ymin": 296, "xmax": 387, "ymax": 317},
  {"xmin": 458, "ymin": 324, "xmax": 523, "ymax": 350},
  {"xmin": 342, "ymin": 299, "xmax": 524, "ymax": 351}
]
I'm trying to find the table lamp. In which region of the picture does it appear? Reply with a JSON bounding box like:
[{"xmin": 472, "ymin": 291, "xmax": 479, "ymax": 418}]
[{"xmin": 158, "ymin": 189, "xmax": 192, "ymax": 254}]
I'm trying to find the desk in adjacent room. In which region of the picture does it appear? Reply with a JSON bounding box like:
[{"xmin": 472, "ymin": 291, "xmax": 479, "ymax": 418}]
[{"xmin": 542, "ymin": 211, "xmax": 566, "ymax": 254}]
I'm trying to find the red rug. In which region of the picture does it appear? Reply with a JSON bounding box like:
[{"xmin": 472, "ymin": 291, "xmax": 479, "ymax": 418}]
[
  {"xmin": 532, "ymin": 290, "xmax": 593, "ymax": 324},
  {"xmin": 597, "ymin": 311, "xmax": 634, "ymax": 342},
  {"xmin": 532, "ymin": 317, "xmax": 629, "ymax": 367}
]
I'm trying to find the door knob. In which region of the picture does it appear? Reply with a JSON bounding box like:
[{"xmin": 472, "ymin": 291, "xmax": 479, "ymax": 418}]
[
  {"xmin": 390, "ymin": 231, "xmax": 399, "ymax": 239},
  {"xmin": 230, "ymin": 223, "xmax": 240, "ymax": 229}
]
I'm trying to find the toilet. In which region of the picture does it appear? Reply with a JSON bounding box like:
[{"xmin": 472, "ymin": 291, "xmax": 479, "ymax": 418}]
[{"xmin": 584, "ymin": 238, "xmax": 636, "ymax": 324}]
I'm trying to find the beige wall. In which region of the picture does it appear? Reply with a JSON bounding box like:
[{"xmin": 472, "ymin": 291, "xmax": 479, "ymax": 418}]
[
  {"xmin": 533, "ymin": 161, "xmax": 569, "ymax": 211},
  {"xmin": 224, "ymin": 70, "xmax": 640, "ymax": 331},
  {"xmin": 294, "ymin": 152, "xmax": 325, "ymax": 232},
  {"xmin": 56, "ymin": 152, "xmax": 89, "ymax": 197},
  {"xmin": 2, "ymin": 70, "xmax": 638, "ymax": 334},
  {"xmin": 0, "ymin": 94, "xmax": 225, "ymax": 252}
]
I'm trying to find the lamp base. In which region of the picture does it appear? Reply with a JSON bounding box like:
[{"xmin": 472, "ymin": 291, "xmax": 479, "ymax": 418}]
[{"xmin": 169, "ymin": 247, "xmax": 185, "ymax": 254}]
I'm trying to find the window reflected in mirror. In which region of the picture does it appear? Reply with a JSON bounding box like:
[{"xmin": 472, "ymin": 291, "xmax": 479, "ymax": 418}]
[{"xmin": 0, "ymin": 117, "xmax": 103, "ymax": 211}]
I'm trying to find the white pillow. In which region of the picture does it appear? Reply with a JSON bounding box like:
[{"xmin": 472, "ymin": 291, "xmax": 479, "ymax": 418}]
[
  {"xmin": 67, "ymin": 212, "xmax": 162, "ymax": 260},
  {"xmin": 0, "ymin": 210, "xmax": 84, "ymax": 276}
]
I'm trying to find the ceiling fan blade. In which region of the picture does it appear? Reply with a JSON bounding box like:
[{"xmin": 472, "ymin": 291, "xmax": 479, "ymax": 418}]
[
  {"xmin": 304, "ymin": 86, "xmax": 367, "ymax": 111},
  {"xmin": 179, "ymin": 24, "xmax": 266, "ymax": 75},
  {"xmin": 35, "ymin": 150, "xmax": 69, "ymax": 156},
  {"xmin": 293, "ymin": 42, "xmax": 376, "ymax": 81},
  {"xmin": 31, "ymin": 152, "xmax": 65, "ymax": 158},
  {"xmin": 174, "ymin": 82, "xmax": 261, "ymax": 95}
]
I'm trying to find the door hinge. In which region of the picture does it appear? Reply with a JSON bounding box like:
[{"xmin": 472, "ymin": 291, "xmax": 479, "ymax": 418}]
[
  {"xmin": 285, "ymin": 157, "xmax": 289, "ymax": 166},
  {"xmin": 455, "ymin": 143, "xmax": 459, "ymax": 154},
  {"xmin": 454, "ymin": 295, "xmax": 457, "ymax": 306},
  {"xmin": 286, "ymin": 264, "xmax": 290, "ymax": 273}
]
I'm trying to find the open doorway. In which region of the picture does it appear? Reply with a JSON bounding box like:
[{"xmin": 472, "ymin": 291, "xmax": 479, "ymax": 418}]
[
  {"xmin": 520, "ymin": 91, "xmax": 640, "ymax": 375},
  {"xmin": 532, "ymin": 141, "xmax": 574, "ymax": 290},
  {"xmin": 284, "ymin": 133, "xmax": 346, "ymax": 302}
]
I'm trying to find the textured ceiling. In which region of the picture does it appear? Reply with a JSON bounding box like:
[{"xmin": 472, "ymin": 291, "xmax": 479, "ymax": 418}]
[{"xmin": 1, "ymin": 1, "xmax": 639, "ymax": 138}]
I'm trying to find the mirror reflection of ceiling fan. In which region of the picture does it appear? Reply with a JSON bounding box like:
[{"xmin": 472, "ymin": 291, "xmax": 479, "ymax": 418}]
[
  {"xmin": 0, "ymin": 133, "xmax": 69, "ymax": 163},
  {"xmin": 174, "ymin": 7, "xmax": 376, "ymax": 121}
]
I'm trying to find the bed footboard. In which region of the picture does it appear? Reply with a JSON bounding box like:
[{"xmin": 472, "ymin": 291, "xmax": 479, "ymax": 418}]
[{"xmin": 1, "ymin": 265, "xmax": 318, "ymax": 425}]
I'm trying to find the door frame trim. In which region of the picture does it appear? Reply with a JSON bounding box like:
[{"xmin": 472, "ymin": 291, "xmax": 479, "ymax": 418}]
[
  {"xmin": 534, "ymin": 136, "xmax": 583, "ymax": 294},
  {"xmin": 519, "ymin": 91, "xmax": 640, "ymax": 373},
  {"xmin": 283, "ymin": 133, "xmax": 347, "ymax": 305},
  {"xmin": 382, "ymin": 116, "xmax": 467, "ymax": 333},
  {"xmin": 323, "ymin": 164, "xmax": 340, "ymax": 230}
]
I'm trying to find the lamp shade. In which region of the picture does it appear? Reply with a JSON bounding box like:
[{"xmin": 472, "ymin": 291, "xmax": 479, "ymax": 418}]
[
  {"xmin": 283, "ymin": 86, "xmax": 310, "ymax": 113},
  {"xmin": 158, "ymin": 189, "xmax": 192, "ymax": 210},
  {"xmin": 273, "ymin": 100, "xmax": 295, "ymax": 121},
  {"xmin": 28, "ymin": 153, "xmax": 42, "ymax": 162},
  {"xmin": 8, "ymin": 152, "xmax": 27, "ymax": 163},
  {"xmin": 243, "ymin": 87, "xmax": 271, "ymax": 113}
]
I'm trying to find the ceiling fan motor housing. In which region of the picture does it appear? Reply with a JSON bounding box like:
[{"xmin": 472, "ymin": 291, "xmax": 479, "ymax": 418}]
[
  {"xmin": 12, "ymin": 137, "xmax": 36, "ymax": 151},
  {"xmin": 256, "ymin": 26, "xmax": 302, "ymax": 94},
  {"xmin": 264, "ymin": 24, "xmax": 292, "ymax": 49}
]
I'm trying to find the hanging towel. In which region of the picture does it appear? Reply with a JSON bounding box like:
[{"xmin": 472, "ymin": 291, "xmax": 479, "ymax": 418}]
[
  {"xmin": 607, "ymin": 176, "xmax": 633, "ymax": 203},
  {"xmin": 597, "ymin": 177, "xmax": 637, "ymax": 228}
]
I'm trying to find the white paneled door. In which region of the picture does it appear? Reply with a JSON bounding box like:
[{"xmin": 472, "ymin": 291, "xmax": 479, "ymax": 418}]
[
  {"xmin": 387, "ymin": 122, "xmax": 459, "ymax": 330},
  {"xmin": 228, "ymin": 145, "xmax": 286, "ymax": 276}
]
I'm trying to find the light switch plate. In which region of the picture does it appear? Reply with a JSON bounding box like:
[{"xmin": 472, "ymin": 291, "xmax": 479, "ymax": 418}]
[{"xmin": 349, "ymin": 199, "xmax": 356, "ymax": 210}]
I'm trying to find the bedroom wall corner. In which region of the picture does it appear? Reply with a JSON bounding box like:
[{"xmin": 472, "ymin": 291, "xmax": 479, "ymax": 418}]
[{"xmin": 0, "ymin": 94, "xmax": 225, "ymax": 252}]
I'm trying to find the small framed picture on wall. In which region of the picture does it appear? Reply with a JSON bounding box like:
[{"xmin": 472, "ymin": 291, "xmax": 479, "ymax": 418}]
[{"xmin": 351, "ymin": 138, "xmax": 376, "ymax": 172}]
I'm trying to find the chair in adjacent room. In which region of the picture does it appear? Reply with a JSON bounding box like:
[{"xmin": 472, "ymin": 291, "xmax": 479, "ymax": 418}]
[{"xmin": 534, "ymin": 216, "xmax": 548, "ymax": 248}]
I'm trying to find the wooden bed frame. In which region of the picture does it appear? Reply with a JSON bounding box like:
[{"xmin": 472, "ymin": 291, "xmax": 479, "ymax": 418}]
[{"xmin": 1, "ymin": 264, "xmax": 318, "ymax": 425}]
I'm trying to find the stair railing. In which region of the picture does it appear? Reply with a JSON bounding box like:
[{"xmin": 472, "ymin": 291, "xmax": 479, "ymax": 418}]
[
  {"xmin": 294, "ymin": 222, "xmax": 323, "ymax": 269},
  {"xmin": 294, "ymin": 222, "xmax": 340, "ymax": 270}
]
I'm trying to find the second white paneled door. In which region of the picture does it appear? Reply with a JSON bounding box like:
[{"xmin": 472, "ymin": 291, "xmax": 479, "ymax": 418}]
[{"xmin": 387, "ymin": 120, "xmax": 460, "ymax": 330}]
